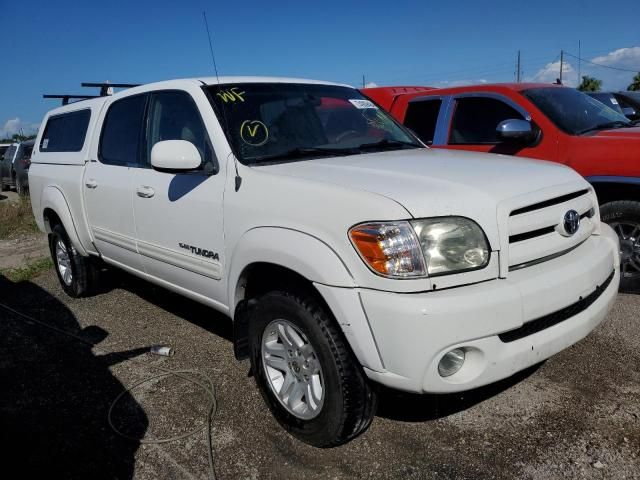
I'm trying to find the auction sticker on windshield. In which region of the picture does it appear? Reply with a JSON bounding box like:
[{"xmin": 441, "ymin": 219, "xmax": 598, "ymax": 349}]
[{"xmin": 349, "ymin": 99, "xmax": 378, "ymax": 109}]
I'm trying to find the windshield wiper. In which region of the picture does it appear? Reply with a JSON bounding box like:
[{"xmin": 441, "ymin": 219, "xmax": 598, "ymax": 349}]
[
  {"xmin": 248, "ymin": 146, "xmax": 356, "ymax": 164},
  {"xmin": 578, "ymin": 121, "xmax": 633, "ymax": 135},
  {"xmin": 356, "ymin": 139, "xmax": 421, "ymax": 151}
]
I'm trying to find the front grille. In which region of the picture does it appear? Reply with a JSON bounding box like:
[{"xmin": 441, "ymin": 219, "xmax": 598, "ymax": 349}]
[
  {"xmin": 509, "ymin": 225, "xmax": 556, "ymax": 243},
  {"xmin": 510, "ymin": 189, "xmax": 589, "ymax": 216},
  {"xmin": 498, "ymin": 269, "xmax": 615, "ymax": 343},
  {"xmin": 508, "ymin": 210, "xmax": 594, "ymax": 244},
  {"xmin": 506, "ymin": 189, "xmax": 596, "ymax": 269}
]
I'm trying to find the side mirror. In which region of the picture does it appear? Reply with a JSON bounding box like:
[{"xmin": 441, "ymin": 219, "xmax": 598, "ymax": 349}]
[
  {"xmin": 151, "ymin": 140, "xmax": 201, "ymax": 171},
  {"xmin": 496, "ymin": 119, "xmax": 537, "ymax": 144},
  {"xmin": 622, "ymin": 107, "xmax": 637, "ymax": 119}
]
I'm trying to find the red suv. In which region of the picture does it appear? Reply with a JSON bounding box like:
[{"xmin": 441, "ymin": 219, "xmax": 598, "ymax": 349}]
[{"xmin": 363, "ymin": 83, "xmax": 640, "ymax": 285}]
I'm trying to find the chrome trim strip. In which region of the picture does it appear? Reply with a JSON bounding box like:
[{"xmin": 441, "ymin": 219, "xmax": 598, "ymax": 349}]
[
  {"xmin": 137, "ymin": 239, "xmax": 222, "ymax": 280},
  {"xmin": 92, "ymin": 227, "xmax": 137, "ymax": 252},
  {"xmin": 509, "ymin": 238, "xmax": 587, "ymax": 271}
]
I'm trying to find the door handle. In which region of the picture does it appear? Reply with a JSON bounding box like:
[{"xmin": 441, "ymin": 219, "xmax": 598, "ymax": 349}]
[
  {"xmin": 85, "ymin": 179, "xmax": 98, "ymax": 189},
  {"xmin": 136, "ymin": 186, "xmax": 155, "ymax": 198}
]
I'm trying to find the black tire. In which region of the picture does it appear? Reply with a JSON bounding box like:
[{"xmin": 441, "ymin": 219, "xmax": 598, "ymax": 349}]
[
  {"xmin": 249, "ymin": 290, "xmax": 377, "ymax": 447},
  {"xmin": 49, "ymin": 224, "xmax": 99, "ymax": 298},
  {"xmin": 600, "ymin": 200, "xmax": 640, "ymax": 287}
]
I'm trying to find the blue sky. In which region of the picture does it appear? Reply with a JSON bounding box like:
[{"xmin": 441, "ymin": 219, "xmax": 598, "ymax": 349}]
[{"xmin": 1, "ymin": 0, "xmax": 639, "ymax": 137}]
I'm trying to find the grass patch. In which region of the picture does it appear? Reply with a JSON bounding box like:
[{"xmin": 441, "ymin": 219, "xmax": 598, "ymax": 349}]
[
  {"xmin": 1, "ymin": 257, "xmax": 53, "ymax": 282},
  {"xmin": 0, "ymin": 196, "xmax": 39, "ymax": 239}
]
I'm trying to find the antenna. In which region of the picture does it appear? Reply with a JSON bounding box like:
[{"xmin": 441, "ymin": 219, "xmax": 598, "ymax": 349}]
[{"xmin": 203, "ymin": 11, "xmax": 242, "ymax": 192}]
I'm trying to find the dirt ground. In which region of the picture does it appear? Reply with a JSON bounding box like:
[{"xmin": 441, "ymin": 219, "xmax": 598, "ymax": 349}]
[
  {"xmin": 0, "ymin": 230, "xmax": 638, "ymax": 479},
  {"xmin": 0, "ymin": 232, "xmax": 48, "ymax": 269},
  {"xmin": 0, "ymin": 191, "xmax": 49, "ymax": 269}
]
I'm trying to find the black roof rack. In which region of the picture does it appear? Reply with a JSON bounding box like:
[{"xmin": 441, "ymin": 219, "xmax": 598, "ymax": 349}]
[
  {"xmin": 81, "ymin": 82, "xmax": 141, "ymax": 96},
  {"xmin": 43, "ymin": 81, "xmax": 142, "ymax": 105},
  {"xmin": 42, "ymin": 94, "xmax": 102, "ymax": 106}
]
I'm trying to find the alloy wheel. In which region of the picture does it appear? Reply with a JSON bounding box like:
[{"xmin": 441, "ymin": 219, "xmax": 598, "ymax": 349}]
[
  {"xmin": 261, "ymin": 319, "xmax": 325, "ymax": 420},
  {"xmin": 55, "ymin": 240, "xmax": 73, "ymax": 286},
  {"xmin": 613, "ymin": 222, "xmax": 640, "ymax": 279}
]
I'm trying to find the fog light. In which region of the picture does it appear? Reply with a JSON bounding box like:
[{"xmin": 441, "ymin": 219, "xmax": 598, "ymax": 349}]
[{"xmin": 438, "ymin": 348, "xmax": 465, "ymax": 377}]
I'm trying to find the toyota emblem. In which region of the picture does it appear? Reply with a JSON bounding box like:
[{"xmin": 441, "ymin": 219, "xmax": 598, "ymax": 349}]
[{"xmin": 563, "ymin": 210, "xmax": 580, "ymax": 236}]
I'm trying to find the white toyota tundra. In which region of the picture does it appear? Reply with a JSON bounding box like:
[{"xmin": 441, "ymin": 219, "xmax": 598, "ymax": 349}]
[{"xmin": 29, "ymin": 77, "xmax": 620, "ymax": 447}]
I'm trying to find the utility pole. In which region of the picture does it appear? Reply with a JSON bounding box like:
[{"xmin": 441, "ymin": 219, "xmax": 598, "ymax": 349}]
[
  {"xmin": 362, "ymin": 74, "xmax": 365, "ymax": 88},
  {"xmin": 559, "ymin": 50, "xmax": 564, "ymax": 84},
  {"xmin": 578, "ymin": 40, "xmax": 581, "ymax": 81},
  {"xmin": 516, "ymin": 50, "xmax": 521, "ymax": 82}
]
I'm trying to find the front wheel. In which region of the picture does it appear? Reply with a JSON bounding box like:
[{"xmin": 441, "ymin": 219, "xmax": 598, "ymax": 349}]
[
  {"xmin": 49, "ymin": 224, "xmax": 100, "ymax": 297},
  {"xmin": 249, "ymin": 290, "xmax": 377, "ymax": 447},
  {"xmin": 600, "ymin": 201, "xmax": 640, "ymax": 287}
]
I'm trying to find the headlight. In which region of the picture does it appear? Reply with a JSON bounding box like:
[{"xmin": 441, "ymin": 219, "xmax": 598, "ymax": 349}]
[
  {"xmin": 411, "ymin": 217, "xmax": 490, "ymax": 276},
  {"xmin": 349, "ymin": 222, "xmax": 426, "ymax": 278}
]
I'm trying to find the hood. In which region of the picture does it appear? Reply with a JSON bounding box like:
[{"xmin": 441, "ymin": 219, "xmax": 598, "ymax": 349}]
[
  {"xmin": 593, "ymin": 126, "xmax": 640, "ymax": 138},
  {"xmin": 256, "ymin": 148, "xmax": 583, "ymax": 220}
]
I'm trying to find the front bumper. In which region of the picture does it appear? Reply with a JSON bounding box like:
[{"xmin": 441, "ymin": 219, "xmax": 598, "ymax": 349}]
[{"xmin": 321, "ymin": 225, "xmax": 620, "ymax": 394}]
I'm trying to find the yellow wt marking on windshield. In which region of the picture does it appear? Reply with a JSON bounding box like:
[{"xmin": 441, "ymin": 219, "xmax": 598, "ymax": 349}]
[{"xmin": 217, "ymin": 87, "xmax": 245, "ymax": 103}]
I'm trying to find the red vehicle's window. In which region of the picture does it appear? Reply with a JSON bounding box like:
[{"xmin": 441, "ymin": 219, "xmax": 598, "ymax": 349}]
[
  {"xmin": 404, "ymin": 100, "xmax": 442, "ymax": 145},
  {"xmin": 523, "ymin": 87, "xmax": 632, "ymax": 135},
  {"xmin": 450, "ymin": 97, "xmax": 524, "ymax": 144}
]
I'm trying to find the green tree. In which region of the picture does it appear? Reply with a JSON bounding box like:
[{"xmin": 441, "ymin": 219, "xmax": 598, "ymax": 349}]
[
  {"xmin": 577, "ymin": 75, "xmax": 602, "ymax": 92},
  {"xmin": 628, "ymin": 73, "xmax": 640, "ymax": 91}
]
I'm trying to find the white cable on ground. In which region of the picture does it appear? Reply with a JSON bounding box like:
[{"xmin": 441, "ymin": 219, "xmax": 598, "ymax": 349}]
[{"xmin": 0, "ymin": 300, "xmax": 218, "ymax": 480}]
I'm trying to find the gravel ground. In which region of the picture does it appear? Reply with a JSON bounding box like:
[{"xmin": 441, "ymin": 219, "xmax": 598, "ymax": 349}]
[
  {"xmin": 0, "ymin": 233, "xmax": 48, "ymax": 269},
  {"xmin": 1, "ymin": 267, "xmax": 638, "ymax": 480}
]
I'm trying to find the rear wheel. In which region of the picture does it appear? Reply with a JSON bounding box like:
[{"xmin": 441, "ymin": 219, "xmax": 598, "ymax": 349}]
[
  {"xmin": 49, "ymin": 224, "xmax": 99, "ymax": 297},
  {"xmin": 600, "ymin": 201, "xmax": 640, "ymax": 287},
  {"xmin": 249, "ymin": 290, "xmax": 377, "ymax": 447}
]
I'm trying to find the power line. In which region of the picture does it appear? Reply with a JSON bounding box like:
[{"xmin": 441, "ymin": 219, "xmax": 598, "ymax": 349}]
[{"xmin": 564, "ymin": 52, "xmax": 639, "ymax": 73}]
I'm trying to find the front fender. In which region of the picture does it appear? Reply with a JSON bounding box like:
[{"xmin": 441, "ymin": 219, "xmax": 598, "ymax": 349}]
[
  {"xmin": 228, "ymin": 226, "xmax": 355, "ymax": 309},
  {"xmin": 227, "ymin": 227, "xmax": 385, "ymax": 370},
  {"xmin": 40, "ymin": 186, "xmax": 88, "ymax": 256}
]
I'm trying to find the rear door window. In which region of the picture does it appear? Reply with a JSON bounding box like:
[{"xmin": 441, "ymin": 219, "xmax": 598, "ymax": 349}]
[
  {"xmin": 40, "ymin": 109, "xmax": 91, "ymax": 152},
  {"xmin": 449, "ymin": 97, "xmax": 524, "ymax": 144},
  {"xmin": 404, "ymin": 99, "xmax": 442, "ymax": 145},
  {"xmin": 100, "ymin": 95, "xmax": 147, "ymax": 166}
]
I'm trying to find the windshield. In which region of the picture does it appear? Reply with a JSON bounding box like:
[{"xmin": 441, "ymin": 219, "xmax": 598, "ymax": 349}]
[
  {"xmin": 522, "ymin": 87, "xmax": 632, "ymax": 135},
  {"xmin": 206, "ymin": 83, "xmax": 421, "ymax": 165},
  {"xmin": 587, "ymin": 92, "xmax": 624, "ymax": 114}
]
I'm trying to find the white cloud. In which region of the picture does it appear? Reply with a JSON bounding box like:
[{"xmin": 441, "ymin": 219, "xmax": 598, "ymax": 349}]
[
  {"xmin": 591, "ymin": 47, "xmax": 640, "ymax": 69},
  {"xmin": 364, "ymin": 82, "xmax": 378, "ymax": 88},
  {"xmin": 528, "ymin": 47, "xmax": 640, "ymax": 90},
  {"xmin": 529, "ymin": 60, "xmax": 578, "ymax": 87},
  {"xmin": 0, "ymin": 118, "xmax": 40, "ymax": 139}
]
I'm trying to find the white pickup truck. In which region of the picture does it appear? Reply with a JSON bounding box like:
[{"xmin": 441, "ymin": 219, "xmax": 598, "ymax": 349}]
[{"xmin": 30, "ymin": 77, "xmax": 620, "ymax": 447}]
